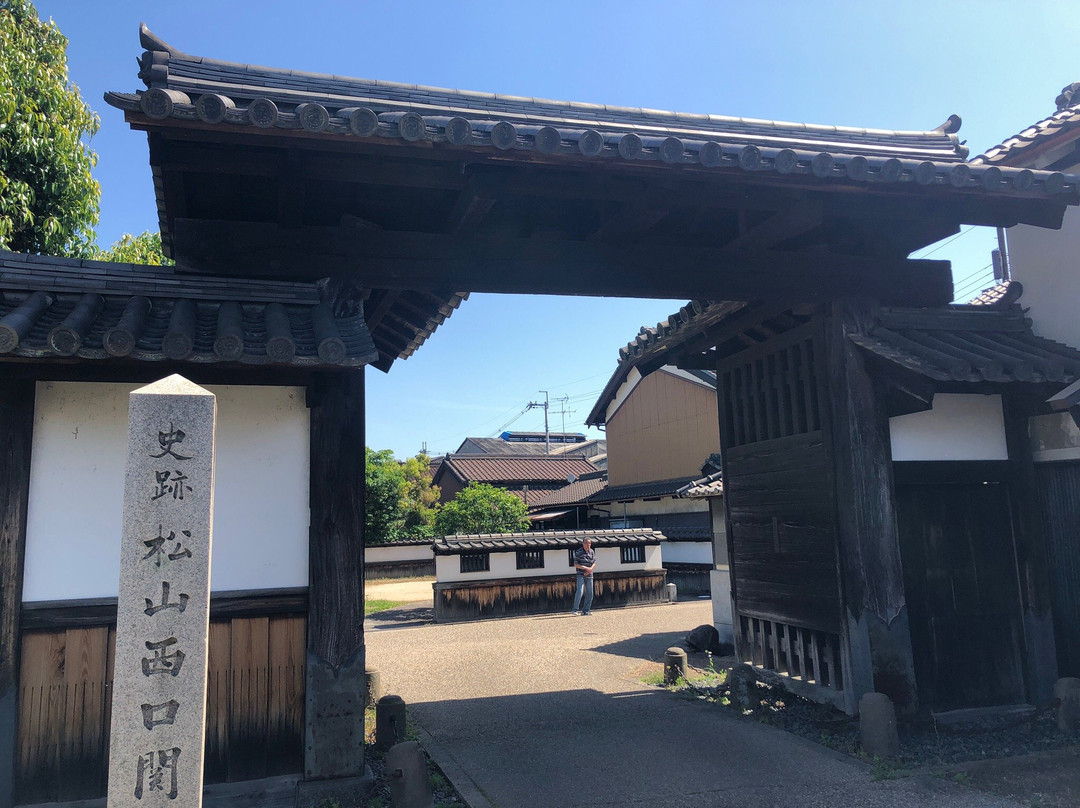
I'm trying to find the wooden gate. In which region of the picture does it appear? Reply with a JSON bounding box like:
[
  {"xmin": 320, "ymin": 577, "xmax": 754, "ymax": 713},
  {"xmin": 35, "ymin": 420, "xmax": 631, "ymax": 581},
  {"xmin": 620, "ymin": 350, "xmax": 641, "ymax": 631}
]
[
  {"xmin": 1034, "ymin": 461, "xmax": 1080, "ymax": 678},
  {"xmin": 895, "ymin": 475, "xmax": 1026, "ymax": 711}
]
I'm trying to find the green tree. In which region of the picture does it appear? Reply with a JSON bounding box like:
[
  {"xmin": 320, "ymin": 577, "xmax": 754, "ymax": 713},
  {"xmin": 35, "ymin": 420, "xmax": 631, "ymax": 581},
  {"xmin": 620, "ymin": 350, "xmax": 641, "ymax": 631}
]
[
  {"xmin": 366, "ymin": 448, "xmax": 406, "ymax": 545},
  {"xmin": 0, "ymin": 0, "xmax": 100, "ymax": 256},
  {"xmin": 96, "ymin": 231, "xmax": 173, "ymax": 265},
  {"xmin": 433, "ymin": 482, "xmax": 531, "ymax": 536},
  {"xmin": 400, "ymin": 454, "xmax": 439, "ymax": 537}
]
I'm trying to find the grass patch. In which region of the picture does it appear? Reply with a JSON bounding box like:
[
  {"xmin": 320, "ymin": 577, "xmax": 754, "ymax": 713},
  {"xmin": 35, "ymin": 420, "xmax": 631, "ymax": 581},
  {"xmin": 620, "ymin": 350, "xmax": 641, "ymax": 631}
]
[{"xmin": 365, "ymin": 599, "xmax": 405, "ymax": 615}]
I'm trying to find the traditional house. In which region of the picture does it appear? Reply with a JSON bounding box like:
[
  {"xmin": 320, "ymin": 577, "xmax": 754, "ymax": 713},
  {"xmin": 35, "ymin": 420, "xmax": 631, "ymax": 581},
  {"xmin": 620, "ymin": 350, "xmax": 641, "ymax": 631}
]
[
  {"xmin": 431, "ymin": 528, "xmax": 666, "ymax": 621},
  {"xmin": 975, "ymin": 82, "xmax": 1080, "ymax": 680},
  {"xmin": 431, "ymin": 453, "xmax": 598, "ymax": 509},
  {"xmin": 585, "ymin": 362, "xmax": 721, "ymax": 597},
  {"xmin": 526, "ymin": 469, "xmax": 608, "ymax": 529},
  {"xmin": 3, "ymin": 21, "xmax": 1079, "ymax": 806}
]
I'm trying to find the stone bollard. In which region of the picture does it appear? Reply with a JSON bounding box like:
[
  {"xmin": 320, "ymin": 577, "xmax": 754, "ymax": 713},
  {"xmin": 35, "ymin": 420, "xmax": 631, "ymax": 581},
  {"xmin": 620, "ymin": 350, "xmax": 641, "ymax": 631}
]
[
  {"xmin": 386, "ymin": 741, "xmax": 434, "ymax": 808},
  {"xmin": 1055, "ymin": 677, "xmax": 1080, "ymax": 735},
  {"xmin": 664, "ymin": 646, "xmax": 688, "ymax": 685},
  {"xmin": 665, "ymin": 582, "xmax": 678, "ymax": 602},
  {"xmin": 376, "ymin": 694, "xmax": 408, "ymax": 750},
  {"xmin": 366, "ymin": 667, "xmax": 384, "ymax": 707},
  {"xmin": 860, "ymin": 692, "xmax": 900, "ymax": 759}
]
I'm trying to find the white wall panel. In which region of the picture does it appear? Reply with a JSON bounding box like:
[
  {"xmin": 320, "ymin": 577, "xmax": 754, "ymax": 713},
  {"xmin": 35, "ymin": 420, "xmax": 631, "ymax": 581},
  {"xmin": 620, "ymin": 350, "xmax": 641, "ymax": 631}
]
[{"xmin": 23, "ymin": 382, "xmax": 310, "ymax": 601}]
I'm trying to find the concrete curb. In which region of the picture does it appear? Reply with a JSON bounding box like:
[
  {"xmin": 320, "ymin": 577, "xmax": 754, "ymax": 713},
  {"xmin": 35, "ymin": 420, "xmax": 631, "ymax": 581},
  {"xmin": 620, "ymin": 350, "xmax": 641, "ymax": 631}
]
[{"xmin": 413, "ymin": 721, "xmax": 496, "ymax": 808}]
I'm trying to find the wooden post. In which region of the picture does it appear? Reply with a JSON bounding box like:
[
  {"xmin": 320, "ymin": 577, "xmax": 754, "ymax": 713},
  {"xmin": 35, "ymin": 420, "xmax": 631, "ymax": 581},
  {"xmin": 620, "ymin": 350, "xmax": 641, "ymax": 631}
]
[
  {"xmin": 0, "ymin": 378, "xmax": 35, "ymax": 808},
  {"xmin": 1002, "ymin": 392, "xmax": 1059, "ymax": 703},
  {"xmin": 824, "ymin": 298, "xmax": 918, "ymax": 713},
  {"xmin": 301, "ymin": 370, "xmax": 370, "ymax": 802}
]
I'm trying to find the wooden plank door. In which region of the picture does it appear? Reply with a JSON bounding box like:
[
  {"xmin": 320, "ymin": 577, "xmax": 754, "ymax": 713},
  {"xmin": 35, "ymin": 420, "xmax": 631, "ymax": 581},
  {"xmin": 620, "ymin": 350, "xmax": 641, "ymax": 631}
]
[{"xmin": 896, "ymin": 480, "xmax": 1026, "ymax": 711}]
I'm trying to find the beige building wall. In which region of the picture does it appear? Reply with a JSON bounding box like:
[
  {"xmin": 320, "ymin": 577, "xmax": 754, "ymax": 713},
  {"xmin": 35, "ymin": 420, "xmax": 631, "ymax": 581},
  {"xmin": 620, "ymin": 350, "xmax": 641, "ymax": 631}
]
[{"xmin": 605, "ymin": 369, "xmax": 720, "ymax": 487}]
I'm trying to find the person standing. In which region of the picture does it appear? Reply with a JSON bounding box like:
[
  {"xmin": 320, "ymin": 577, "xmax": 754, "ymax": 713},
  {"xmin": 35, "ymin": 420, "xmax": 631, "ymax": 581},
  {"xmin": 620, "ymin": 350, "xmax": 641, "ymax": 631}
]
[{"xmin": 571, "ymin": 537, "xmax": 597, "ymax": 615}]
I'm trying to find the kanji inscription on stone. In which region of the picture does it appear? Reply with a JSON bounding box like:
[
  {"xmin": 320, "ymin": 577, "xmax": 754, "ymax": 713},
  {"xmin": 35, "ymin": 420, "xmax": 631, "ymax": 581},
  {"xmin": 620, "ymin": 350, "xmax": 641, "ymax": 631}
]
[{"xmin": 107, "ymin": 375, "xmax": 216, "ymax": 808}]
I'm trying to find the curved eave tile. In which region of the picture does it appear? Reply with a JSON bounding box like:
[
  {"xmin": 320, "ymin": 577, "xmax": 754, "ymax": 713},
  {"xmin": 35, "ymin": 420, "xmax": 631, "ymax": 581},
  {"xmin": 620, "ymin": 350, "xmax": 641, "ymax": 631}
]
[{"xmin": 105, "ymin": 90, "xmax": 1080, "ymax": 202}]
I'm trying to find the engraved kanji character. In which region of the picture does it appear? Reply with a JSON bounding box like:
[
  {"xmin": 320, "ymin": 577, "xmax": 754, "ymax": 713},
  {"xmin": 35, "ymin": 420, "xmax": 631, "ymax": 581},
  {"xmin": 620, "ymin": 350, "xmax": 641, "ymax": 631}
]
[
  {"xmin": 141, "ymin": 638, "xmax": 185, "ymax": 677},
  {"xmin": 143, "ymin": 527, "xmax": 192, "ymax": 568},
  {"xmin": 151, "ymin": 424, "xmax": 192, "ymax": 460},
  {"xmin": 151, "ymin": 470, "xmax": 191, "ymax": 501},
  {"xmin": 134, "ymin": 747, "xmax": 180, "ymax": 799},
  {"xmin": 144, "ymin": 582, "xmax": 189, "ymax": 617},
  {"xmin": 140, "ymin": 699, "xmax": 180, "ymax": 730}
]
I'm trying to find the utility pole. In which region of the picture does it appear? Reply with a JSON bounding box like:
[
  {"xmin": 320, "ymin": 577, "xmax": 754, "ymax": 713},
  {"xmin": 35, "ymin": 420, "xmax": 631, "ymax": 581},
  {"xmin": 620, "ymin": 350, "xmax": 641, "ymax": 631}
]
[{"xmin": 526, "ymin": 392, "xmax": 551, "ymax": 453}]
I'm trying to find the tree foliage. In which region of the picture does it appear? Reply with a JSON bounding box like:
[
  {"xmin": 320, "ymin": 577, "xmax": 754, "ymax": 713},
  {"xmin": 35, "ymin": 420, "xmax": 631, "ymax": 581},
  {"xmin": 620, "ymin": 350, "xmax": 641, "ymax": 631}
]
[
  {"xmin": 365, "ymin": 448, "xmax": 440, "ymax": 544},
  {"xmin": 0, "ymin": 0, "xmax": 100, "ymax": 256},
  {"xmin": 433, "ymin": 482, "xmax": 531, "ymax": 537},
  {"xmin": 96, "ymin": 231, "xmax": 173, "ymax": 265}
]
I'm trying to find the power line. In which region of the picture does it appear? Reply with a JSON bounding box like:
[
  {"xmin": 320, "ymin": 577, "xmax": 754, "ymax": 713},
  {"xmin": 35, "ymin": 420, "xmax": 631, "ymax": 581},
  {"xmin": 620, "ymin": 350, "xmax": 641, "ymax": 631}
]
[{"xmin": 912, "ymin": 226, "xmax": 977, "ymax": 259}]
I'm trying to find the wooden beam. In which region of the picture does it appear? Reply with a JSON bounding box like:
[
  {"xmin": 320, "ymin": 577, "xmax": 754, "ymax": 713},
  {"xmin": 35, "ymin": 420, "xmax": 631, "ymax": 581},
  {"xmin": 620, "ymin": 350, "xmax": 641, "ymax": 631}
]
[
  {"xmin": 363, "ymin": 290, "xmax": 400, "ymax": 331},
  {"xmin": 443, "ymin": 178, "xmax": 495, "ymax": 235},
  {"xmin": 724, "ymin": 199, "xmax": 823, "ymax": 251},
  {"xmin": 305, "ymin": 371, "xmax": 367, "ymax": 783},
  {"xmin": 172, "ymin": 219, "xmax": 954, "ymax": 307},
  {"xmin": 823, "ymin": 299, "xmax": 919, "ymax": 711},
  {"xmin": 0, "ymin": 377, "xmax": 34, "ymax": 808},
  {"xmin": 587, "ymin": 204, "xmax": 668, "ymax": 242}
]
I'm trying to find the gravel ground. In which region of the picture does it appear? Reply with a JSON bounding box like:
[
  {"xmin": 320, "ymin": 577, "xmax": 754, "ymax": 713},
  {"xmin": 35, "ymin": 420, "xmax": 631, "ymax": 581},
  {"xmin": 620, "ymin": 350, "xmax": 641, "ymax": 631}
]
[{"xmin": 365, "ymin": 601, "xmax": 1026, "ymax": 807}]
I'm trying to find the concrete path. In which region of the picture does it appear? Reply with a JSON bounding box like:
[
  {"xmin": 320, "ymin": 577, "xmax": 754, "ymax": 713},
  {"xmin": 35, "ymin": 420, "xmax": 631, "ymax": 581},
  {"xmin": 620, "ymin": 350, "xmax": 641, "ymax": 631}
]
[
  {"xmin": 365, "ymin": 601, "xmax": 1022, "ymax": 808},
  {"xmin": 366, "ymin": 577, "xmax": 434, "ymax": 604}
]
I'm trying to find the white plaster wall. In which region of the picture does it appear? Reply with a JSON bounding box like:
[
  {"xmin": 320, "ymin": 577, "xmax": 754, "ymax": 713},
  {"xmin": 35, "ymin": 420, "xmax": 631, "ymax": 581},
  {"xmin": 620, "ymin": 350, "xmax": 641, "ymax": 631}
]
[
  {"xmin": 710, "ymin": 568, "xmax": 734, "ymax": 644},
  {"xmin": 660, "ymin": 541, "xmax": 713, "ymax": 564},
  {"xmin": 1008, "ymin": 212, "xmax": 1080, "ymax": 349},
  {"xmin": 889, "ymin": 394, "xmax": 1008, "ymax": 462},
  {"xmin": 365, "ymin": 544, "xmax": 434, "ymax": 564},
  {"xmin": 435, "ymin": 544, "xmax": 660, "ymax": 583},
  {"xmin": 23, "ymin": 382, "xmax": 310, "ymax": 601}
]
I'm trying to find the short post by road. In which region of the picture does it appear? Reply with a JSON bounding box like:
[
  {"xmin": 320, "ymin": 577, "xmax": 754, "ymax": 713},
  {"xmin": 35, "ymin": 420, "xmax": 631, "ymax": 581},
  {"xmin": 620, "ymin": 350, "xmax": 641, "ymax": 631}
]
[
  {"xmin": 386, "ymin": 741, "xmax": 434, "ymax": 808},
  {"xmin": 376, "ymin": 694, "xmax": 408, "ymax": 750},
  {"xmin": 1055, "ymin": 677, "xmax": 1080, "ymax": 735},
  {"xmin": 859, "ymin": 692, "xmax": 900, "ymax": 759},
  {"xmin": 664, "ymin": 647, "xmax": 688, "ymax": 685},
  {"xmin": 366, "ymin": 667, "xmax": 384, "ymax": 707},
  {"xmin": 106, "ymin": 375, "xmax": 216, "ymax": 807}
]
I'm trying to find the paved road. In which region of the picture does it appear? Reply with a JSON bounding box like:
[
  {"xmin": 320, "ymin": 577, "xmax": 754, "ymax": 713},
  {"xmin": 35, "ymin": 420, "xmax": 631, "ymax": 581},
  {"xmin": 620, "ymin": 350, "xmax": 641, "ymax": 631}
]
[{"xmin": 365, "ymin": 601, "xmax": 1021, "ymax": 808}]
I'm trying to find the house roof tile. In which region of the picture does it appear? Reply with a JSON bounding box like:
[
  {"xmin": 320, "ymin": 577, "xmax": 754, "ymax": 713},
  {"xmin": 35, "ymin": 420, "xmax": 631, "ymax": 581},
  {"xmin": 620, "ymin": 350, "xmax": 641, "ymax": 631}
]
[
  {"xmin": 432, "ymin": 527, "xmax": 664, "ymax": 554},
  {"xmin": 437, "ymin": 454, "xmax": 599, "ymax": 485},
  {"xmin": 587, "ymin": 476, "xmax": 702, "ymax": 503}
]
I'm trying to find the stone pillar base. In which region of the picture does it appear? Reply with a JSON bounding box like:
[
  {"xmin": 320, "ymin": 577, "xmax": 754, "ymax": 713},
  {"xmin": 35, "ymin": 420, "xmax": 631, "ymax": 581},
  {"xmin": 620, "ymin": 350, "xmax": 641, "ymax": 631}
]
[{"xmin": 295, "ymin": 769, "xmax": 375, "ymax": 808}]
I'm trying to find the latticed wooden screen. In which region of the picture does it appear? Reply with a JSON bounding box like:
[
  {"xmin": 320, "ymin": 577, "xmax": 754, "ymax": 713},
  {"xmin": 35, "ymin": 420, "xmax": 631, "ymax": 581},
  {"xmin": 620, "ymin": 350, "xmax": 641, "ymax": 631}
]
[{"xmin": 719, "ymin": 329, "xmax": 821, "ymax": 449}]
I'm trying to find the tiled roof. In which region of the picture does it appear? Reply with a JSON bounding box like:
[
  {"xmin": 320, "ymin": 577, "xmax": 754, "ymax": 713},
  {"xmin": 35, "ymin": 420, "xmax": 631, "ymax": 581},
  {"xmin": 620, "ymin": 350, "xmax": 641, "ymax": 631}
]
[
  {"xmin": 968, "ymin": 280, "xmax": 1023, "ymax": 308},
  {"xmin": 587, "ymin": 476, "xmax": 701, "ymax": 503},
  {"xmin": 661, "ymin": 526, "xmax": 714, "ymax": 542},
  {"xmin": 105, "ymin": 27, "xmax": 1080, "ymax": 202},
  {"xmin": 529, "ymin": 475, "xmax": 609, "ymax": 509},
  {"xmin": 976, "ymin": 84, "xmax": 1080, "ymax": 166},
  {"xmin": 0, "ymin": 251, "xmax": 376, "ymax": 367},
  {"xmin": 677, "ymin": 471, "xmax": 724, "ymax": 499},
  {"xmin": 436, "ymin": 454, "xmax": 599, "ymax": 485},
  {"xmin": 850, "ymin": 305, "xmax": 1080, "ymax": 385},
  {"xmin": 433, "ymin": 527, "xmax": 664, "ymax": 554}
]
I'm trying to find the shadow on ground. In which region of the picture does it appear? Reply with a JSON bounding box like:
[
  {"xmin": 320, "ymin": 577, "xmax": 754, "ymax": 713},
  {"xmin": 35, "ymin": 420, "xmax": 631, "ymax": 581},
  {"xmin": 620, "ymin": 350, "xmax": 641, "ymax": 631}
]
[
  {"xmin": 367, "ymin": 603, "xmax": 434, "ymax": 628},
  {"xmin": 589, "ymin": 629, "xmax": 694, "ymax": 661}
]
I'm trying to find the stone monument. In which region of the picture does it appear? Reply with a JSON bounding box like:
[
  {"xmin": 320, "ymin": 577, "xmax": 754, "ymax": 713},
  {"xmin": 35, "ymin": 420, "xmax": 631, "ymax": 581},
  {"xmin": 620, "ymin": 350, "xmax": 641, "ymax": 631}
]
[{"xmin": 106, "ymin": 375, "xmax": 216, "ymax": 807}]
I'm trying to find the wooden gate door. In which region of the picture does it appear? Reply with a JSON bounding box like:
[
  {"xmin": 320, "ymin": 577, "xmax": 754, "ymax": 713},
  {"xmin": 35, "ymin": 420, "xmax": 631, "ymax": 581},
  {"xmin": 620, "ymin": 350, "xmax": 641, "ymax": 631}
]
[{"xmin": 895, "ymin": 478, "xmax": 1026, "ymax": 711}]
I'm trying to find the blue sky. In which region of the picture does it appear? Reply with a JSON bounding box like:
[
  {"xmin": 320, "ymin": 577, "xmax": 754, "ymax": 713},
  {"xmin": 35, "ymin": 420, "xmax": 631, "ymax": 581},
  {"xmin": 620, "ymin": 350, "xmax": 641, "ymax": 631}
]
[{"xmin": 34, "ymin": 0, "xmax": 1080, "ymax": 457}]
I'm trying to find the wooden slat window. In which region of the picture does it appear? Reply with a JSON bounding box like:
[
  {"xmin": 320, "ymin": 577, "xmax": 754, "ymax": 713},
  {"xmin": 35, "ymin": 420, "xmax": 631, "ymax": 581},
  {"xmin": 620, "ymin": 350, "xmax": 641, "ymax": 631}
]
[
  {"xmin": 620, "ymin": 545, "xmax": 645, "ymax": 564},
  {"xmin": 516, "ymin": 549, "xmax": 544, "ymax": 570},
  {"xmin": 460, "ymin": 552, "xmax": 490, "ymax": 573}
]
